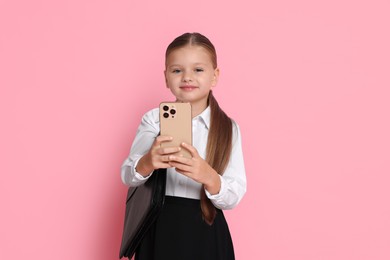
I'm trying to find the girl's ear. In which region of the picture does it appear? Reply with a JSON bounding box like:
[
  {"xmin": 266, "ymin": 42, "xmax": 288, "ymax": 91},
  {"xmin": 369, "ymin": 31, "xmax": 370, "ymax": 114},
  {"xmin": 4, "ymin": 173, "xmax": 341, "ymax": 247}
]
[
  {"xmin": 164, "ymin": 70, "xmax": 169, "ymax": 88},
  {"xmin": 211, "ymin": 68, "xmax": 220, "ymax": 88}
]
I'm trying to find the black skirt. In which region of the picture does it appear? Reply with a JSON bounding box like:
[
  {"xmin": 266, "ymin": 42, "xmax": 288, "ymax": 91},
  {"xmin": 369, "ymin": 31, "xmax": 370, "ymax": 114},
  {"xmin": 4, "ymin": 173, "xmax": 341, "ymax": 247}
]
[{"xmin": 135, "ymin": 196, "xmax": 235, "ymax": 260}]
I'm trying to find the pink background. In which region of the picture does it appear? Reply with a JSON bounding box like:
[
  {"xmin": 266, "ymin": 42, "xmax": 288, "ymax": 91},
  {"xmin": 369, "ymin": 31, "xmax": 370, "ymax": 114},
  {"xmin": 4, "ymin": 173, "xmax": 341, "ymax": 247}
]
[{"xmin": 1, "ymin": 0, "xmax": 389, "ymax": 259}]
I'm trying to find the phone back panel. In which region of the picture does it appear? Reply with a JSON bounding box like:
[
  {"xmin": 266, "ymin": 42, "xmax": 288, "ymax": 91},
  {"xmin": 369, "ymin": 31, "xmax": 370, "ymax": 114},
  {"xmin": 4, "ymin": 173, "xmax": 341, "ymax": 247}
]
[{"xmin": 159, "ymin": 102, "xmax": 192, "ymax": 158}]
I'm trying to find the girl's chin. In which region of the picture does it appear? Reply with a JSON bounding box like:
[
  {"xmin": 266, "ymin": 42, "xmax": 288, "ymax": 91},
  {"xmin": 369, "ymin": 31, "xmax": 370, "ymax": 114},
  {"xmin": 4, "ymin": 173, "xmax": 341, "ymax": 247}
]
[
  {"xmin": 170, "ymin": 92, "xmax": 209, "ymax": 104},
  {"xmin": 174, "ymin": 98, "xmax": 206, "ymax": 106},
  {"xmin": 175, "ymin": 98, "xmax": 191, "ymax": 103}
]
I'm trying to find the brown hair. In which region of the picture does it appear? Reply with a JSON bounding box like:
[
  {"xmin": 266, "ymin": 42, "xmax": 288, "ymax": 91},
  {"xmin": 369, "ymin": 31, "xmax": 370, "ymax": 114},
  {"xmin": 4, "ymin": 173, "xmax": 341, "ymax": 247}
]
[{"xmin": 166, "ymin": 32, "xmax": 233, "ymax": 225}]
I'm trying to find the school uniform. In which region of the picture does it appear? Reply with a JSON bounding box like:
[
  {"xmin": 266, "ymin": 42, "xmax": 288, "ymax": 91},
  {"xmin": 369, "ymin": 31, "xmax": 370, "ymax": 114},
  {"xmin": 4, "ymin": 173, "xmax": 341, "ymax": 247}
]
[{"xmin": 121, "ymin": 106, "xmax": 246, "ymax": 260}]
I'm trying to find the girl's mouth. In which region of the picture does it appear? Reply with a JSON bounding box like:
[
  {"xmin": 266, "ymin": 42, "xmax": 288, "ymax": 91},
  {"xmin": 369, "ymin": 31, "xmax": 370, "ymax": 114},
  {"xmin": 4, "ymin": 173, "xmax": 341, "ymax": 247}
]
[{"xmin": 180, "ymin": 86, "xmax": 198, "ymax": 91}]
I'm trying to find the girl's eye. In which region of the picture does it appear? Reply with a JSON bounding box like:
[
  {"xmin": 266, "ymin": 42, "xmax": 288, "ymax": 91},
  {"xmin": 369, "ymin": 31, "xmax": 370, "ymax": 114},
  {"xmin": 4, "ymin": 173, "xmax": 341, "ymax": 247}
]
[
  {"xmin": 195, "ymin": 68, "xmax": 204, "ymax": 72},
  {"xmin": 172, "ymin": 69, "xmax": 181, "ymax": 73}
]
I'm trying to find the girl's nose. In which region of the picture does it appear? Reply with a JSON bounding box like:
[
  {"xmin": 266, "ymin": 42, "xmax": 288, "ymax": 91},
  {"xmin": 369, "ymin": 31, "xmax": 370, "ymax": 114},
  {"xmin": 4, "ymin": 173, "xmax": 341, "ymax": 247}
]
[{"xmin": 182, "ymin": 72, "xmax": 193, "ymax": 82}]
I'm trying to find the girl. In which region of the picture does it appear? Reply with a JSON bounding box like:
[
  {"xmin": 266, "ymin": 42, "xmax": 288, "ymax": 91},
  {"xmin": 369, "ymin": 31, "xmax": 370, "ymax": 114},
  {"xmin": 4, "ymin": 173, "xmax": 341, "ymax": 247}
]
[{"xmin": 121, "ymin": 32, "xmax": 246, "ymax": 260}]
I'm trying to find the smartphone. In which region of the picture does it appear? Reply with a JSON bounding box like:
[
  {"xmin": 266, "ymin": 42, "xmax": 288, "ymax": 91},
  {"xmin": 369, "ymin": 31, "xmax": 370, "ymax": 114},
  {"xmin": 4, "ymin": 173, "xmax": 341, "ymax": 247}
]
[{"xmin": 159, "ymin": 102, "xmax": 192, "ymax": 159}]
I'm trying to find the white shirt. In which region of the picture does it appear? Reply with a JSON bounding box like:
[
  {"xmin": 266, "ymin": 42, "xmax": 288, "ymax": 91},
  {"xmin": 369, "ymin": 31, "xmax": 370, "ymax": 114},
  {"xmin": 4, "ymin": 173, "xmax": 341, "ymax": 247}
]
[{"xmin": 121, "ymin": 106, "xmax": 246, "ymax": 210}]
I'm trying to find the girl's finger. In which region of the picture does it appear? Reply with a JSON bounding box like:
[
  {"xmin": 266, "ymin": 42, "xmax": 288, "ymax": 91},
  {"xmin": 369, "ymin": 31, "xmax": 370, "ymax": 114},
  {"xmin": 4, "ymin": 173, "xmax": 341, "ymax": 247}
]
[
  {"xmin": 157, "ymin": 162, "xmax": 173, "ymax": 169},
  {"xmin": 180, "ymin": 142, "xmax": 199, "ymax": 158},
  {"xmin": 168, "ymin": 155, "xmax": 192, "ymax": 165},
  {"xmin": 155, "ymin": 135, "xmax": 173, "ymax": 146},
  {"xmin": 158, "ymin": 146, "xmax": 181, "ymax": 155},
  {"xmin": 160, "ymin": 155, "xmax": 171, "ymax": 162},
  {"xmin": 174, "ymin": 168, "xmax": 188, "ymax": 176},
  {"xmin": 170, "ymin": 162, "xmax": 192, "ymax": 173}
]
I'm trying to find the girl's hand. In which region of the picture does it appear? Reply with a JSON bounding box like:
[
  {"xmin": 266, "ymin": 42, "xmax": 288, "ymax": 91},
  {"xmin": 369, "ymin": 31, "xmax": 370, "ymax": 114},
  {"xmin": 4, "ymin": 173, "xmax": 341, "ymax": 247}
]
[
  {"xmin": 168, "ymin": 142, "xmax": 221, "ymax": 195},
  {"xmin": 136, "ymin": 136, "xmax": 181, "ymax": 176}
]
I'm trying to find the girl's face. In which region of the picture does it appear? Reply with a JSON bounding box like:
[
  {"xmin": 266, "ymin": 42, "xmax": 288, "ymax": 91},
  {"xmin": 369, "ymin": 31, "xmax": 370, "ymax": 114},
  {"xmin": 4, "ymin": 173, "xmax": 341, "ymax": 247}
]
[{"xmin": 164, "ymin": 45, "xmax": 219, "ymax": 112}]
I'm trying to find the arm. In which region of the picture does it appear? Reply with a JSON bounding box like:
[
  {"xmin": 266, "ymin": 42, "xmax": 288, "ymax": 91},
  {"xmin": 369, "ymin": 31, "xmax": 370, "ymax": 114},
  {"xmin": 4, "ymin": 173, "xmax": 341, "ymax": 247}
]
[
  {"xmin": 168, "ymin": 122, "xmax": 247, "ymax": 209},
  {"xmin": 205, "ymin": 123, "xmax": 247, "ymax": 209},
  {"xmin": 121, "ymin": 108, "xmax": 182, "ymax": 187},
  {"xmin": 121, "ymin": 109, "xmax": 159, "ymax": 187}
]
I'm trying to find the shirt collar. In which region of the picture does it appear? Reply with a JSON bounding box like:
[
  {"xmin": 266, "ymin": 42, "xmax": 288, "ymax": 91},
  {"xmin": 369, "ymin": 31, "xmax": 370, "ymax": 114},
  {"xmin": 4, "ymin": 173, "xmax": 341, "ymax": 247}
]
[{"xmin": 193, "ymin": 106, "xmax": 211, "ymax": 129}]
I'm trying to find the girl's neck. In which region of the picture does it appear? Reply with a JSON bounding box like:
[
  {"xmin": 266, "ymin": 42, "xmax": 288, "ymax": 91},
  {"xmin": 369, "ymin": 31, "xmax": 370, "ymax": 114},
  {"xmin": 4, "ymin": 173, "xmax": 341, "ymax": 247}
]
[{"xmin": 190, "ymin": 101, "xmax": 208, "ymax": 118}]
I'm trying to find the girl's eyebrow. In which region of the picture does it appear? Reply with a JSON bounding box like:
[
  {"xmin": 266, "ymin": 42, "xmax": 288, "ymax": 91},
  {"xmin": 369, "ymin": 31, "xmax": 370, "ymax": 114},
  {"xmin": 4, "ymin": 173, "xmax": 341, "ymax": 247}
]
[
  {"xmin": 167, "ymin": 64, "xmax": 182, "ymax": 68},
  {"xmin": 168, "ymin": 62, "xmax": 207, "ymax": 68}
]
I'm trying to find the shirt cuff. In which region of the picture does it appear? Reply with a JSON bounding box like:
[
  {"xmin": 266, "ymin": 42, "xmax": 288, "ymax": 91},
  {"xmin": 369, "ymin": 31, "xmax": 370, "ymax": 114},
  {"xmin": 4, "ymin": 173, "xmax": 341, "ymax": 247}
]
[
  {"xmin": 205, "ymin": 175, "xmax": 226, "ymax": 201},
  {"xmin": 133, "ymin": 158, "xmax": 153, "ymax": 181}
]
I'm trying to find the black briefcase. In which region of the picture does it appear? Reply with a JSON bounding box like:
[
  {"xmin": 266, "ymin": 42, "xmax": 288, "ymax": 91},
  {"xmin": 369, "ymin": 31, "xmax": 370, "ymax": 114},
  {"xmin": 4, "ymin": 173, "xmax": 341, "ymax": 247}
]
[{"xmin": 119, "ymin": 169, "xmax": 167, "ymax": 259}]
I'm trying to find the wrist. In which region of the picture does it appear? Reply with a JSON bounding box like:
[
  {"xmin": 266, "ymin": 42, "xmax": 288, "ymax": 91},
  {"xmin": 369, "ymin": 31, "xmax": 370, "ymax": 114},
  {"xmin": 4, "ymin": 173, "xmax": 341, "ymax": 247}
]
[
  {"xmin": 204, "ymin": 170, "xmax": 221, "ymax": 195},
  {"xmin": 136, "ymin": 156, "xmax": 154, "ymax": 177}
]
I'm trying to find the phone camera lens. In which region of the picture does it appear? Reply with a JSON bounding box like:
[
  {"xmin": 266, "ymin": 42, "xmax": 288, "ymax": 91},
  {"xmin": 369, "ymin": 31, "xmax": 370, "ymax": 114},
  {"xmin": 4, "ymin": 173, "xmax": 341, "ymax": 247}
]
[
  {"xmin": 170, "ymin": 109, "xmax": 176, "ymax": 115},
  {"xmin": 163, "ymin": 105, "xmax": 169, "ymax": 111},
  {"xmin": 163, "ymin": 112, "xmax": 169, "ymax": 118}
]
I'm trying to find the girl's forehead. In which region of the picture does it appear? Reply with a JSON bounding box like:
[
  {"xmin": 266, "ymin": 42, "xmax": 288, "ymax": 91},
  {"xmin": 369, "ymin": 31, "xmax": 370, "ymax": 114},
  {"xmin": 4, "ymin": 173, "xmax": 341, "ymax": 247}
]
[{"xmin": 166, "ymin": 45, "xmax": 213, "ymax": 64}]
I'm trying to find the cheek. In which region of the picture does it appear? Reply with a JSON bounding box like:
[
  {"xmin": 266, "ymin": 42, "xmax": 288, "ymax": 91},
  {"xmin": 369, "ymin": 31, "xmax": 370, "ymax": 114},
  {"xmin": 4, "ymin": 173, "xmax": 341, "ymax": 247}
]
[
  {"xmin": 165, "ymin": 78, "xmax": 178, "ymax": 89},
  {"xmin": 165, "ymin": 77, "xmax": 174, "ymax": 85},
  {"xmin": 167, "ymin": 75, "xmax": 179, "ymax": 82},
  {"xmin": 208, "ymin": 75, "xmax": 216, "ymax": 84}
]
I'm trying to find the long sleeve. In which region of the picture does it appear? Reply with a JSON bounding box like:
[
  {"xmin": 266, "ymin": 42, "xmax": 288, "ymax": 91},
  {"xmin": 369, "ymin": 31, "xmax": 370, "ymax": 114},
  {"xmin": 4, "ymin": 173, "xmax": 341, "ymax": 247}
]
[
  {"xmin": 205, "ymin": 122, "xmax": 247, "ymax": 210},
  {"xmin": 121, "ymin": 108, "xmax": 160, "ymax": 187}
]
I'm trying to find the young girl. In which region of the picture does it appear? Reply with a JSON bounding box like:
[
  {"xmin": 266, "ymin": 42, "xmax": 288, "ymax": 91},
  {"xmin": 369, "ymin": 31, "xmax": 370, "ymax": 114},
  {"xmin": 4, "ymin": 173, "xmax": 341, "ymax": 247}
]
[{"xmin": 121, "ymin": 32, "xmax": 246, "ymax": 260}]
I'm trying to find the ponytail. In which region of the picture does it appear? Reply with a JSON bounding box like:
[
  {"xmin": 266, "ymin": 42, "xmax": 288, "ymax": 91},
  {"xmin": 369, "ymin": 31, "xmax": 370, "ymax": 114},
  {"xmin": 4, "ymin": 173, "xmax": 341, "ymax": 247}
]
[{"xmin": 200, "ymin": 91, "xmax": 233, "ymax": 225}]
